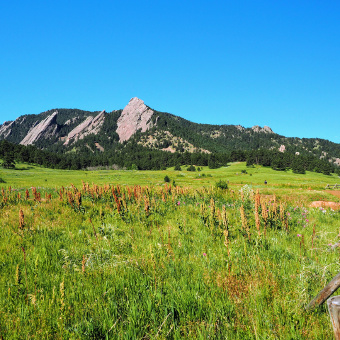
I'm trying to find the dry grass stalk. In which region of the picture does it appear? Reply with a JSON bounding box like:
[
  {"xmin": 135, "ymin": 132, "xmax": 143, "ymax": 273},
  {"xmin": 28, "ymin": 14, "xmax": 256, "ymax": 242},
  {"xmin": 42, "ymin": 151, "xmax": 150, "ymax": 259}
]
[
  {"xmin": 254, "ymin": 190, "xmax": 261, "ymax": 235},
  {"xmin": 210, "ymin": 198, "xmax": 215, "ymax": 220},
  {"xmin": 60, "ymin": 278, "xmax": 65, "ymax": 312},
  {"xmin": 222, "ymin": 205, "xmax": 228, "ymax": 228},
  {"xmin": 240, "ymin": 205, "xmax": 250, "ymax": 238},
  {"xmin": 19, "ymin": 209, "xmax": 25, "ymax": 230}
]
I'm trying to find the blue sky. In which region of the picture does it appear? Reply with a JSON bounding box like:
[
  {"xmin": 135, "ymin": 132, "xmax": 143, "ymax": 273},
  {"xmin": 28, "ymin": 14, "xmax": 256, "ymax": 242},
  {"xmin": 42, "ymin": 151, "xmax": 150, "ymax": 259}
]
[{"xmin": 0, "ymin": 1, "xmax": 339, "ymax": 143}]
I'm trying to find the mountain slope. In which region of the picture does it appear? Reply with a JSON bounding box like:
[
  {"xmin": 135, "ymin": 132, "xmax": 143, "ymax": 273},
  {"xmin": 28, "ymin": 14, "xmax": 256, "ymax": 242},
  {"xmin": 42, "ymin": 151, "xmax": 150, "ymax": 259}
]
[{"xmin": 1, "ymin": 97, "xmax": 339, "ymax": 165}]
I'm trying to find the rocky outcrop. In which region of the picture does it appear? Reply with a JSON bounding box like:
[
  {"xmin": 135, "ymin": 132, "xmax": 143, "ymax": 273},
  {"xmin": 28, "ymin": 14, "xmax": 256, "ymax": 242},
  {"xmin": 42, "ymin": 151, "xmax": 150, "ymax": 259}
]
[
  {"xmin": 0, "ymin": 121, "xmax": 14, "ymax": 139},
  {"xmin": 116, "ymin": 97, "xmax": 155, "ymax": 142},
  {"xmin": 252, "ymin": 125, "xmax": 273, "ymax": 133},
  {"xmin": 63, "ymin": 110, "xmax": 106, "ymax": 145},
  {"xmin": 278, "ymin": 145, "xmax": 286, "ymax": 153},
  {"xmin": 20, "ymin": 111, "xmax": 58, "ymax": 146}
]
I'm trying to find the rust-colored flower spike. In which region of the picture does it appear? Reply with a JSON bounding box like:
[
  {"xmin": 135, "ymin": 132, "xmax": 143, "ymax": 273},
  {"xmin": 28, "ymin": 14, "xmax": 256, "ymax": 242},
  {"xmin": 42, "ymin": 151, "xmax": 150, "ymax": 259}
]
[
  {"xmin": 19, "ymin": 209, "xmax": 25, "ymax": 230},
  {"xmin": 82, "ymin": 255, "xmax": 86, "ymax": 274},
  {"xmin": 144, "ymin": 195, "xmax": 150, "ymax": 215}
]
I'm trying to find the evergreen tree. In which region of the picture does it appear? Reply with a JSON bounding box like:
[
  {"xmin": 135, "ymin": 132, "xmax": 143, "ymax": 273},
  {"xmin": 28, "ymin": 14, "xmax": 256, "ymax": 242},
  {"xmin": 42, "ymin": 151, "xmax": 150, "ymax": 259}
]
[{"xmin": 2, "ymin": 151, "xmax": 15, "ymax": 168}]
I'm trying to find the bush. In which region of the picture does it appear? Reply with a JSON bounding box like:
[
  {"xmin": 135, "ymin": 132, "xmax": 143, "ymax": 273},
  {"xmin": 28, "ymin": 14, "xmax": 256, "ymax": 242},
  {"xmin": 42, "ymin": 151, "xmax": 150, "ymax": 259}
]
[
  {"xmin": 215, "ymin": 180, "xmax": 228, "ymax": 190},
  {"xmin": 174, "ymin": 164, "xmax": 182, "ymax": 171},
  {"xmin": 187, "ymin": 165, "xmax": 196, "ymax": 172},
  {"xmin": 164, "ymin": 175, "xmax": 170, "ymax": 183},
  {"xmin": 0, "ymin": 177, "xmax": 5, "ymax": 183}
]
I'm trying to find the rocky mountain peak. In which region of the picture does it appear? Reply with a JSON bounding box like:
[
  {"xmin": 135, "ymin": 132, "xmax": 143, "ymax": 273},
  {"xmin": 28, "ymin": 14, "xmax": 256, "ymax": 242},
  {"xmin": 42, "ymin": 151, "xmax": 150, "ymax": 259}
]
[
  {"xmin": 116, "ymin": 97, "xmax": 155, "ymax": 142},
  {"xmin": 20, "ymin": 111, "xmax": 58, "ymax": 146},
  {"xmin": 251, "ymin": 125, "xmax": 274, "ymax": 133}
]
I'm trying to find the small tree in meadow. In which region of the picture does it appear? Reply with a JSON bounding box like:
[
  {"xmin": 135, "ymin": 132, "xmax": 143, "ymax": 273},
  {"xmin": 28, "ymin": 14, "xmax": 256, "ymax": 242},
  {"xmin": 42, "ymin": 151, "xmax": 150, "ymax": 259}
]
[{"xmin": 215, "ymin": 180, "xmax": 228, "ymax": 190}]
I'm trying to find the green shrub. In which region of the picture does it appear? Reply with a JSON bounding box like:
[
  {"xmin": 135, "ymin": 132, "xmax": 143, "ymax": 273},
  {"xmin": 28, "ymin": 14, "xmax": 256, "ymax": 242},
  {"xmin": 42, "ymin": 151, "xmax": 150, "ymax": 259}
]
[
  {"xmin": 0, "ymin": 177, "xmax": 5, "ymax": 183},
  {"xmin": 164, "ymin": 175, "xmax": 170, "ymax": 183},
  {"xmin": 215, "ymin": 180, "xmax": 228, "ymax": 190},
  {"xmin": 174, "ymin": 164, "xmax": 182, "ymax": 171},
  {"xmin": 187, "ymin": 165, "xmax": 196, "ymax": 172}
]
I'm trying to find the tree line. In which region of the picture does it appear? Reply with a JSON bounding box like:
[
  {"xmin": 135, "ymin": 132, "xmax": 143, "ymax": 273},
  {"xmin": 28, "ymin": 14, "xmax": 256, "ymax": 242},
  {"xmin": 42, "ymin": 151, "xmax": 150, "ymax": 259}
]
[{"xmin": 0, "ymin": 140, "xmax": 339, "ymax": 175}]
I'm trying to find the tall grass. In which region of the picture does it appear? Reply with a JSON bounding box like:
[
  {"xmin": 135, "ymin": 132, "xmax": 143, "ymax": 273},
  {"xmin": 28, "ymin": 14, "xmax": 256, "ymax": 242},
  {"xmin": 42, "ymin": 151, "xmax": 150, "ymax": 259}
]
[{"xmin": 0, "ymin": 181, "xmax": 339, "ymax": 338}]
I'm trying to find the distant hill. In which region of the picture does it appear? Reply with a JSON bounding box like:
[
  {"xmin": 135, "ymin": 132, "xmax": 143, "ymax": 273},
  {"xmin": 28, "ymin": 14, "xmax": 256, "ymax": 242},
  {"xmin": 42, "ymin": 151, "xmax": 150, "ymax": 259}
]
[{"xmin": 1, "ymin": 97, "xmax": 339, "ymax": 166}]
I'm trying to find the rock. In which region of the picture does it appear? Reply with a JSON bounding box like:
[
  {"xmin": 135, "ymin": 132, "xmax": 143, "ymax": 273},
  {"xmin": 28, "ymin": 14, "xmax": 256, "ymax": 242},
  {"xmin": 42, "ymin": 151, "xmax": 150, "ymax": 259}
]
[
  {"xmin": 20, "ymin": 111, "xmax": 58, "ymax": 145},
  {"xmin": 279, "ymin": 145, "xmax": 286, "ymax": 153},
  {"xmin": 0, "ymin": 121, "xmax": 14, "ymax": 139},
  {"xmin": 252, "ymin": 125, "xmax": 274, "ymax": 133},
  {"xmin": 116, "ymin": 97, "xmax": 155, "ymax": 142},
  {"xmin": 252, "ymin": 125, "xmax": 261, "ymax": 132},
  {"xmin": 263, "ymin": 126, "xmax": 273, "ymax": 133},
  {"xmin": 63, "ymin": 110, "xmax": 106, "ymax": 145}
]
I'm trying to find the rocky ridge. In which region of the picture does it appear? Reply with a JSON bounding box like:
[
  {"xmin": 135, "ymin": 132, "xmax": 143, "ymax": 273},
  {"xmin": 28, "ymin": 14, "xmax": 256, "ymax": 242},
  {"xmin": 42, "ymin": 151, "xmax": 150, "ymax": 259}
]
[
  {"xmin": 252, "ymin": 125, "xmax": 273, "ymax": 133},
  {"xmin": 116, "ymin": 97, "xmax": 155, "ymax": 142},
  {"xmin": 0, "ymin": 121, "xmax": 14, "ymax": 139},
  {"xmin": 63, "ymin": 110, "xmax": 106, "ymax": 145},
  {"xmin": 20, "ymin": 111, "xmax": 59, "ymax": 146},
  {"xmin": 0, "ymin": 97, "xmax": 339, "ymax": 164}
]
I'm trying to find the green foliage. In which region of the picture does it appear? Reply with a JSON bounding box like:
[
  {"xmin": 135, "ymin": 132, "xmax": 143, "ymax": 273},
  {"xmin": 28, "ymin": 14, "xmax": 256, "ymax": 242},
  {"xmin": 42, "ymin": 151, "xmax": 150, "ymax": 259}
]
[
  {"xmin": 174, "ymin": 164, "xmax": 182, "ymax": 171},
  {"xmin": 164, "ymin": 175, "xmax": 170, "ymax": 182},
  {"xmin": 215, "ymin": 179, "xmax": 228, "ymax": 190},
  {"xmin": 187, "ymin": 165, "xmax": 196, "ymax": 171},
  {"xmin": 130, "ymin": 164, "xmax": 138, "ymax": 170},
  {"xmin": 0, "ymin": 179, "xmax": 338, "ymax": 338},
  {"xmin": 2, "ymin": 152, "xmax": 16, "ymax": 169}
]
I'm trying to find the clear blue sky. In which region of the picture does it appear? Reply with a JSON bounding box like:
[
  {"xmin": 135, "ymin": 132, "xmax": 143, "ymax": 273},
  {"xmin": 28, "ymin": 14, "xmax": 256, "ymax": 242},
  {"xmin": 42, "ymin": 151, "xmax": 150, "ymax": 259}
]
[{"xmin": 0, "ymin": 1, "xmax": 339, "ymax": 143}]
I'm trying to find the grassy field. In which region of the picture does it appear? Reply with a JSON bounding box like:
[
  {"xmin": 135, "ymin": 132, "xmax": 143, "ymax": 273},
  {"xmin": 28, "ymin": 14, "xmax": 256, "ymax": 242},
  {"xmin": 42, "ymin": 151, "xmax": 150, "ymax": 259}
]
[
  {"xmin": 1, "ymin": 162, "xmax": 340, "ymax": 201},
  {"xmin": 0, "ymin": 163, "xmax": 340, "ymax": 339}
]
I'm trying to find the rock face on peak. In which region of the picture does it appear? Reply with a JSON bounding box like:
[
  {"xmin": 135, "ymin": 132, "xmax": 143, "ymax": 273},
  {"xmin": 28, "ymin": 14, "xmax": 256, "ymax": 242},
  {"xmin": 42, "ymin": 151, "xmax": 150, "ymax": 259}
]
[
  {"xmin": 252, "ymin": 125, "xmax": 273, "ymax": 133},
  {"xmin": 63, "ymin": 110, "xmax": 106, "ymax": 145},
  {"xmin": 116, "ymin": 97, "xmax": 155, "ymax": 142},
  {"xmin": 20, "ymin": 111, "xmax": 58, "ymax": 146},
  {"xmin": 263, "ymin": 126, "xmax": 273, "ymax": 133},
  {"xmin": 0, "ymin": 121, "xmax": 14, "ymax": 139}
]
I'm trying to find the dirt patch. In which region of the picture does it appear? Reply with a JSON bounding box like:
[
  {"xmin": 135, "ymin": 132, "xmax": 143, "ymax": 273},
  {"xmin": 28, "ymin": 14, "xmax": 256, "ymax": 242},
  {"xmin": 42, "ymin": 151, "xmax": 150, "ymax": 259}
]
[
  {"xmin": 326, "ymin": 190, "xmax": 340, "ymax": 199},
  {"xmin": 310, "ymin": 201, "xmax": 340, "ymax": 210}
]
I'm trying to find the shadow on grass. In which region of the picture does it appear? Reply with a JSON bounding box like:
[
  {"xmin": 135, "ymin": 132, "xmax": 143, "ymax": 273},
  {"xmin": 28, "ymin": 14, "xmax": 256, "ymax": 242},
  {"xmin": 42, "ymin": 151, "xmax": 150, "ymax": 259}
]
[{"xmin": 14, "ymin": 166, "xmax": 34, "ymax": 171}]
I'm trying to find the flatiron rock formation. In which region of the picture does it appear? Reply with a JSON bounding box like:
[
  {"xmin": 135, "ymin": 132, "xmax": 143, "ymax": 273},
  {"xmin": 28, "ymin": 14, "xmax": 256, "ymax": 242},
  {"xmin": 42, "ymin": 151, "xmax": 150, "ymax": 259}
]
[
  {"xmin": 63, "ymin": 110, "xmax": 106, "ymax": 145},
  {"xmin": 20, "ymin": 111, "xmax": 58, "ymax": 146},
  {"xmin": 0, "ymin": 121, "xmax": 14, "ymax": 139},
  {"xmin": 116, "ymin": 97, "xmax": 155, "ymax": 142},
  {"xmin": 252, "ymin": 125, "xmax": 273, "ymax": 133}
]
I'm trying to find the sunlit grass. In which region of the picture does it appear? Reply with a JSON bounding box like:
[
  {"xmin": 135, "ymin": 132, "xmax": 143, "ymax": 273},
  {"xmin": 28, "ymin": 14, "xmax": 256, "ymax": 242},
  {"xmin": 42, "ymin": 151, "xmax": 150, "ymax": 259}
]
[{"xmin": 0, "ymin": 164, "xmax": 340, "ymax": 338}]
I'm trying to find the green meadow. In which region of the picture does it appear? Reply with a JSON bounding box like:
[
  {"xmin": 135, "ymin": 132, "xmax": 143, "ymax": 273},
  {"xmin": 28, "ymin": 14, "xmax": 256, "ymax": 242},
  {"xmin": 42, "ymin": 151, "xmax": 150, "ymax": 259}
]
[{"xmin": 0, "ymin": 162, "xmax": 340, "ymax": 339}]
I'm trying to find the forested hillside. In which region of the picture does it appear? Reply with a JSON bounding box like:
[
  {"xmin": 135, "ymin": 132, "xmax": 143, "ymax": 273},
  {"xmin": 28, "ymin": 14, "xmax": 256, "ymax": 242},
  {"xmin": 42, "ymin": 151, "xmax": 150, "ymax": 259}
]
[{"xmin": 1, "ymin": 98, "xmax": 339, "ymax": 173}]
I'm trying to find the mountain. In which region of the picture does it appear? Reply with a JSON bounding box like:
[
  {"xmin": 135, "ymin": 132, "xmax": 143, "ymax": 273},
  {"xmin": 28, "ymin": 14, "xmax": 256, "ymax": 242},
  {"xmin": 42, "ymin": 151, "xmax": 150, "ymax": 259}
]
[{"xmin": 1, "ymin": 97, "xmax": 340, "ymax": 166}]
